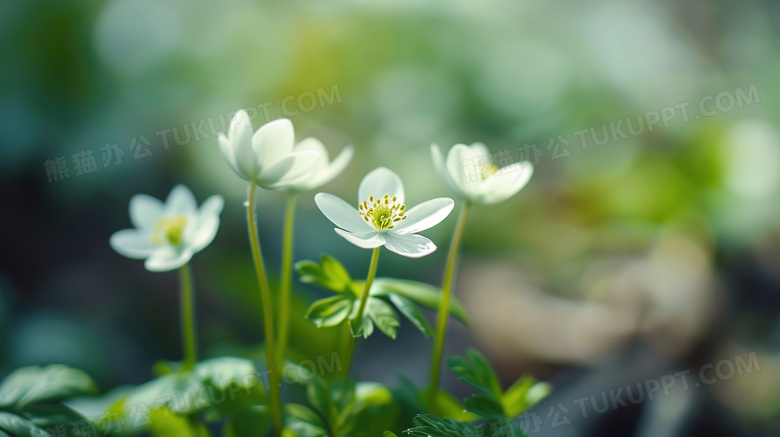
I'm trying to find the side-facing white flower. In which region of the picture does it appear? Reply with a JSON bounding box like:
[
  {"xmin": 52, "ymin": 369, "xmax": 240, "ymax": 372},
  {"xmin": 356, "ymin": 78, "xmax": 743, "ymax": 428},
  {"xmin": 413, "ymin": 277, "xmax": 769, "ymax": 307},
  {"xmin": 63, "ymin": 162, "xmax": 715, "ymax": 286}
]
[
  {"xmin": 431, "ymin": 143, "xmax": 533, "ymax": 205},
  {"xmin": 218, "ymin": 110, "xmax": 320, "ymax": 188},
  {"xmin": 110, "ymin": 185, "xmax": 224, "ymax": 272},
  {"xmin": 277, "ymin": 138, "xmax": 354, "ymax": 192},
  {"xmin": 315, "ymin": 167, "xmax": 454, "ymax": 258}
]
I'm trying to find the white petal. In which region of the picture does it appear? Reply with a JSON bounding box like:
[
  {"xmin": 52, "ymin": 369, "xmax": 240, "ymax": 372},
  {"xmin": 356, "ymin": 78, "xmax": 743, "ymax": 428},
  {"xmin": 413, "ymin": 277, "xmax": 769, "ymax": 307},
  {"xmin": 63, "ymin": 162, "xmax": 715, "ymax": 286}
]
[
  {"xmin": 383, "ymin": 233, "xmax": 437, "ymax": 258},
  {"xmin": 260, "ymin": 151, "xmax": 320, "ymax": 188},
  {"xmin": 357, "ymin": 167, "xmax": 404, "ymax": 205},
  {"xmin": 482, "ymin": 162, "xmax": 534, "ymax": 205},
  {"xmin": 469, "ymin": 142, "xmax": 491, "ymax": 158},
  {"xmin": 392, "ymin": 198, "xmax": 454, "ymax": 235},
  {"xmin": 129, "ymin": 194, "xmax": 164, "ymax": 229},
  {"xmin": 227, "ymin": 110, "xmax": 261, "ymax": 179},
  {"xmin": 144, "ymin": 246, "xmax": 194, "ymax": 272},
  {"xmin": 189, "ymin": 215, "xmax": 220, "ymax": 252},
  {"xmin": 299, "ymin": 144, "xmax": 354, "ymax": 191},
  {"xmin": 198, "ymin": 195, "xmax": 225, "ymax": 219},
  {"xmin": 314, "ymin": 193, "xmax": 373, "ymax": 233},
  {"xmin": 110, "ymin": 229, "xmax": 157, "ymax": 259},
  {"xmin": 218, "ymin": 133, "xmax": 247, "ymax": 180},
  {"xmin": 187, "ymin": 195, "xmax": 224, "ymax": 252},
  {"xmin": 293, "ymin": 137, "xmax": 328, "ymax": 157},
  {"xmin": 445, "ymin": 144, "xmax": 482, "ymax": 200},
  {"xmin": 165, "ymin": 185, "xmax": 197, "ymax": 216},
  {"xmin": 252, "ymin": 118, "xmax": 294, "ymax": 167},
  {"xmin": 334, "ymin": 228, "xmax": 385, "ymax": 249},
  {"xmin": 431, "ymin": 143, "xmax": 464, "ymax": 199}
]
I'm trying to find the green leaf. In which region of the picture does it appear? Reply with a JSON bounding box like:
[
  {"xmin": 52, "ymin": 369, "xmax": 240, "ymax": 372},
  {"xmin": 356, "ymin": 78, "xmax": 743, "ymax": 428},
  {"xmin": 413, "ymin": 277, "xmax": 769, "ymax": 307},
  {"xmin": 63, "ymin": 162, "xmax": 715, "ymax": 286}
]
[
  {"xmin": 0, "ymin": 412, "xmax": 48, "ymax": 437},
  {"xmin": 223, "ymin": 406, "xmax": 272, "ymax": 437},
  {"xmin": 306, "ymin": 295, "xmax": 353, "ymax": 328},
  {"xmin": 367, "ymin": 298, "xmax": 400, "ymax": 340},
  {"xmin": 387, "ymin": 293, "xmax": 433, "ymax": 337},
  {"xmin": 295, "ymin": 255, "xmax": 352, "ymax": 294},
  {"xmin": 348, "ymin": 382, "xmax": 399, "ymax": 437},
  {"xmin": 464, "ymin": 394, "xmax": 505, "ymax": 420},
  {"xmin": 384, "ymin": 432, "xmax": 399, "ymax": 437},
  {"xmin": 21, "ymin": 404, "xmax": 86, "ymax": 428},
  {"xmin": 447, "ymin": 350, "xmax": 503, "ymax": 400},
  {"xmin": 147, "ymin": 408, "xmax": 210, "ymax": 437},
  {"xmin": 284, "ymin": 404, "xmax": 328, "ymax": 437},
  {"xmin": 0, "ymin": 365, "xmax": 98, "ymax": 409},
  {"xmin": 404, "ymin": 414, "xmax": 475, "ymax": 437},
  {"xmin": 502, "ymin": 376, "xmax": 552, "ymax": 417},
  {"xmin": 371, "ymin": 278, "xmax": 470, "ymax": 325}
]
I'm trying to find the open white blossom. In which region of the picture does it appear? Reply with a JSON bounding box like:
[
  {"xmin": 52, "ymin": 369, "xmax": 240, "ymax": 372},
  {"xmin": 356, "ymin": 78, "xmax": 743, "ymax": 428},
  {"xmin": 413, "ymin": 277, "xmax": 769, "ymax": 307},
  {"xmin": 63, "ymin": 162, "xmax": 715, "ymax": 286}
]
[
  {"xmin": 431, "ymin": 143, "xmax": 533, "ymax": 205},
  {"xmin": 315, "ymin": 167, "xmax": 454, "ymax": 258},
  {"xmin": 218, "ymin": 110, "xmax": 320, "ymax": 188},
  {"xmin": 278, "ymin": 138, "xmax": 354, "ymax": 192},
  {"xmin": 110, "ymin": 185, "xmax": 224, "ymax": 272}
]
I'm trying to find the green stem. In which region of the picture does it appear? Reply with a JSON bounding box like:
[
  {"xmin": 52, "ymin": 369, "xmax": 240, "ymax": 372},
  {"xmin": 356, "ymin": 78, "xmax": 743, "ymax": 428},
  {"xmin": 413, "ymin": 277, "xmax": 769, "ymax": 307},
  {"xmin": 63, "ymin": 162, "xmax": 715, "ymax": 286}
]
[
  {"xmin": 342, "ymin": 247, "xmax": 381, "ymax": 376},
  {"xmin": 179, "ymin": 263, "xmax": 197, "ymax": 372},
  {"xmin": 277, "ymin": 193, "xmax": 297, "ymax": 367},
  {"xmin": 246, "ymin": 182, "xmax": 283, "ymax": 436},
  {"xmin": 428, "ymin": 202, "xmax": 471, "ymax": 413}
]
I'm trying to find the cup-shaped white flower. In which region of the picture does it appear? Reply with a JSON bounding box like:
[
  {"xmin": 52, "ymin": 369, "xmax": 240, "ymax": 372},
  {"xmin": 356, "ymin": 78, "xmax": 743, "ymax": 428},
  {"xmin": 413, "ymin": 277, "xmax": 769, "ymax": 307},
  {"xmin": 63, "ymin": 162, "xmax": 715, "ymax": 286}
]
[
  {"xmin": 315, "ymin": 167, "xmax": 454, "ymax": 258},
  {"xmin": 110, "ymin": 185, "xmax": 224, "ymax": 272},
  {"xmin": 431, "ymin": 142, "xmax": 533, "ymax": 205},
  {"xmin": 278, "ymin": 138, "xmax": 354, "ymax": 192},
  {"xmin": 217, "ymin": 110, "xmax": 320, "ymax": 188}
]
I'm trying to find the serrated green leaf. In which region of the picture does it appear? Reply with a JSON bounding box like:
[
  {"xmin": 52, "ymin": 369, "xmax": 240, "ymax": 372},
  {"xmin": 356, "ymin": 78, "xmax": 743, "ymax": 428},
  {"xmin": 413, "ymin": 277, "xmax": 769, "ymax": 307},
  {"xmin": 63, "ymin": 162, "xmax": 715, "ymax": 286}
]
[
  {"xmin": 147, "ymin": 408, "xmax": 210, "ymax": 437},
  {"xmin": 371, "ymin": 278, "xmax": 470, "ymax": 325},
  {"xmin": 447, "ymin": 350, "xmax": 502, "ymax": 400},
  {"xmin": 21, "ymin": 403, "xmax": 86, "ymax": 428},
  {"xmin": 464, "ymin": 394, "xmax": 505, "ymax": 420},
  {"xmin": 388, "ymin": 293, "xmax": 433, "ymax": 337},
  {"xmin": 295, "ymin": 255, "xmax": 352, "ymax": 294},
  {"xmin": 367, "ymin": 298, "xmax": 400, "ymax": 340},
  {"xmin": 321, "ymin": 255, "xmax": 352, "ymax": 290},
  {"xmin": 404, "ymin": 414, "xmax": 474, "ymax": 437},
  {"xmin": 0, "ymin": 412, "xmax": 48, "ymax": 437},
  {"xmin": 284, "ymin": 404, "xmax": 328, "ymax": 437},
  {"xmin": 306, "ymin": 295, "xmax": 353, "ymax": 328},
  {"xmin": 502, "ymin": 375, "xmax": 551, "ymax": 417},
  {"xmin": 0, "ymin": 366, "xmax": 98, "ymax": 410}
]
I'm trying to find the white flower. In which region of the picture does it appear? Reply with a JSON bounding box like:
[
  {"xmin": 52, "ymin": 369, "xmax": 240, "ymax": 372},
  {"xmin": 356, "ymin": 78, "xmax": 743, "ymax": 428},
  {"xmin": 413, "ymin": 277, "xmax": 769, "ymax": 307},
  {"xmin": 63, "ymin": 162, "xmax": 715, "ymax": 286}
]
[
  {"xmin": 110, "ymin": 185, "xmax": 224, "ymax": 272},
  {"xmin": 431, "ymin": 143, "xmax": 534, "ymax": 205},
  {"xmin": 277, "ymin": 138, "xmax": 354, "ymax": 192},
  {"xmin": 217, "ymin": 110, "xmax": 320, "ymax": 188},
  {"xmin": 315, "ymin": 167, "xmax": 454, "ymax": 258}
]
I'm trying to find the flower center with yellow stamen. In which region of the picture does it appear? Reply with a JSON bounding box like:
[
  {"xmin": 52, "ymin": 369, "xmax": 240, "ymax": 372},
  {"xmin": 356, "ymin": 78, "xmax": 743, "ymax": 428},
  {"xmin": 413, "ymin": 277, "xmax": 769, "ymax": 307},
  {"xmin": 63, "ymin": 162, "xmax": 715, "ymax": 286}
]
[
  {"xmin": 358, "ymin": 194, "xmax": 407, "ymax": 231},
  {"xmin": 151, "ymin": 215, "xmax": 188, "ymax": 245},
  {"xmin": 480, "ymin": 163, "xmax": 499, "ymax": 180}
]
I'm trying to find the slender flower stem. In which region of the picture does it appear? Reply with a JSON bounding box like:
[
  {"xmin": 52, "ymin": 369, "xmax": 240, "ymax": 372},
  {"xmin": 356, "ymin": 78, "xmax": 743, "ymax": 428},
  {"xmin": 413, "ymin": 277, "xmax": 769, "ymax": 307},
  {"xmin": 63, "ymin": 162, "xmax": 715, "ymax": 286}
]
[
  {"xmin": 246, "ymin": 182, "xmax": 283, "ymax": 436},
  {"xmin": 342, "ymin": 247, "xmax": 381, "ymax": 376},
  {"xmin": 179, "ymin": 263, "xmax": 197, "ymax": 372},
  {"xmin": 428, "ymin": 202, "xmax": 471, "ymax": 413},
  {"xmin": 277, "ymin": 193, "xmax": 297, "ymax": 367}
]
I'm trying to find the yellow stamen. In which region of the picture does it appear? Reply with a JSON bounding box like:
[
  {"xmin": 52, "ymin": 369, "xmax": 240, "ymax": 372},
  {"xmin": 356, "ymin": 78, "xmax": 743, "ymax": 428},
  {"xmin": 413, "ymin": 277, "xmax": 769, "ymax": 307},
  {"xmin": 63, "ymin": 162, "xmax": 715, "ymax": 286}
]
[
  {"xmin": 480, "ymin": 163, "xmax": 499, "ymax": 180},
  {"xmin": 358, "ymin": 194, "xmax": 407, "ymax": 231},
  {"xmin": 151, "ymin": 215, "xmax": 188, "ymax": 245}
]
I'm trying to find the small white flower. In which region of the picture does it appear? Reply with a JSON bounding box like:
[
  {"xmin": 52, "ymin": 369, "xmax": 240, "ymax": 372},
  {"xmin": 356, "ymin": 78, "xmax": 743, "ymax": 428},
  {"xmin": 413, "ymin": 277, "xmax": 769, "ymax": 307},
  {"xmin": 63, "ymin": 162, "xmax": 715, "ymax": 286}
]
[
  {"xmin": 217, "ymin": 110, "xmax": 320, "ymax": 188},
  {"xmin": 315, "ymin": 167, "xmax": 454, "ymax": 258},
  {"xmin": 431, "ymin": 143, "xmax": 533, "ymax": 205},
  {"xmin": 277, "ymin": 137, "xmax": 354, "ymax": 192},
  {"xmin": 110, "ymin": 185, "xmax": 224, "ymax": 272}
]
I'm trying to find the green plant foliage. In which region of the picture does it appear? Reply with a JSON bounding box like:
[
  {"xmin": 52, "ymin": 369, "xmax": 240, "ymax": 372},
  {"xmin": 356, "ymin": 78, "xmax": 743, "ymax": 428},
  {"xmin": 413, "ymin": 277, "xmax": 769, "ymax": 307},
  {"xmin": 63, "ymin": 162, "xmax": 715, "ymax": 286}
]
[
  {"xmin": 286, "ymin": 376, "xmax": 399, "ymax": 437},
  {"xmin": 105, "ymin": 357, "xmax": 265, "ymax": 435},
  {"xmin": 297, "ymin": 255, "xmax": 470, "ymax": 339},
  {"xmin": 447, "ymin": 350, "xmax": 551, "ymax": 420},
  {"xmin": 0, "ymin": 365, "xmax": 98, "ymax": 437}
]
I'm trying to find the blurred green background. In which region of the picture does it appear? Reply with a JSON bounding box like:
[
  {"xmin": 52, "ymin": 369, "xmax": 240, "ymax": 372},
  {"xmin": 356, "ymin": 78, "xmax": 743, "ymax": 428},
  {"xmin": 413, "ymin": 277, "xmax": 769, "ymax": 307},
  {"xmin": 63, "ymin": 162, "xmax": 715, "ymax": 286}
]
[{"xmin": 2, "ymin": 0, "xmax": 780, "ymax": 435}]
